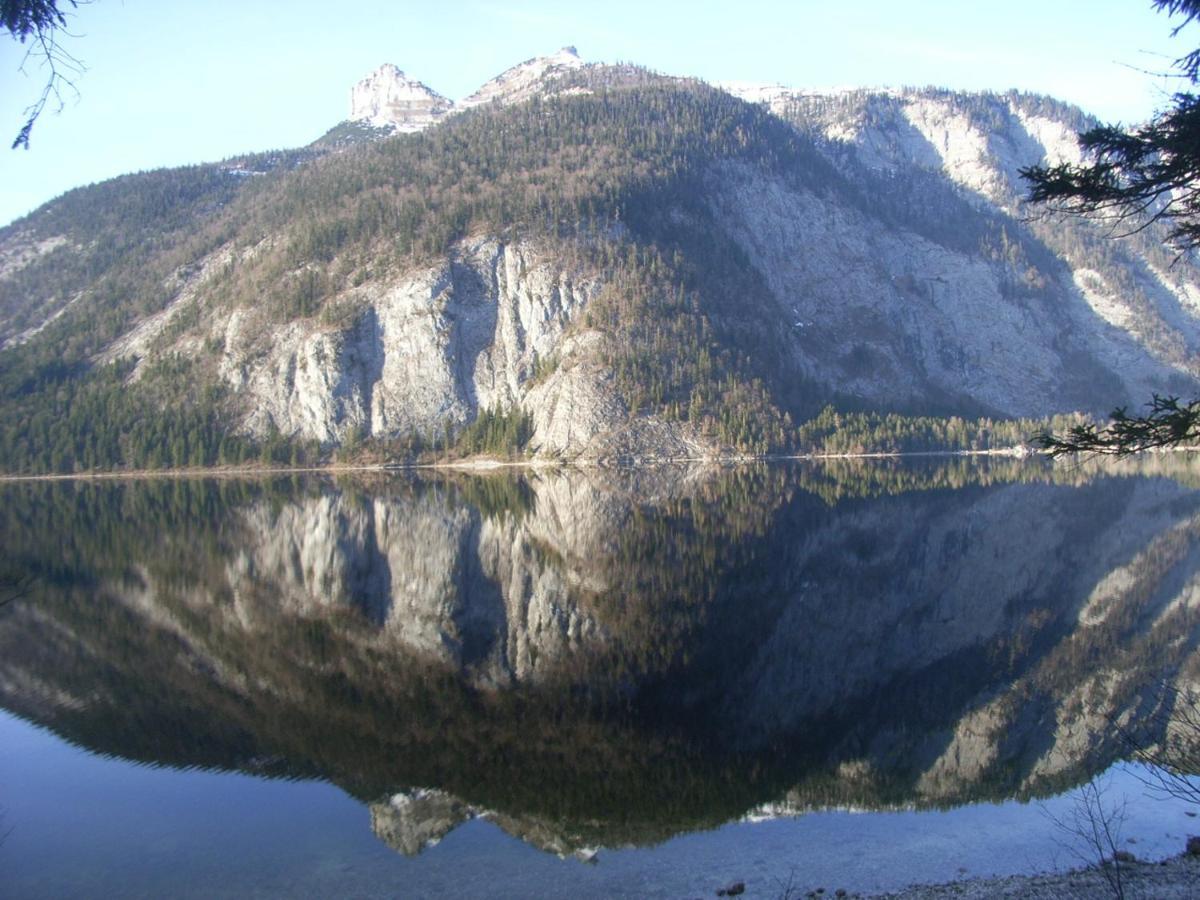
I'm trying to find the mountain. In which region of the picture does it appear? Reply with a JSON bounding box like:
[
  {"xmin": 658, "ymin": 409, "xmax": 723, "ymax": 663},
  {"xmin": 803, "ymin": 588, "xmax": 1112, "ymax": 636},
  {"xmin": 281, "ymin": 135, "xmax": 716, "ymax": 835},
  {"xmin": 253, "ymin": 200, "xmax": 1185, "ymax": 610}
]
[
  {"xmin": 322, "ymin": 47, "xmax": 587, "ymax": 145},
  {"xmin": 2, "ymin": 52, "xmax": 1199, "ymax": 472},
  {"xmin": 458, "ymin": 45, "xmax": 587, "ymax": 109}
]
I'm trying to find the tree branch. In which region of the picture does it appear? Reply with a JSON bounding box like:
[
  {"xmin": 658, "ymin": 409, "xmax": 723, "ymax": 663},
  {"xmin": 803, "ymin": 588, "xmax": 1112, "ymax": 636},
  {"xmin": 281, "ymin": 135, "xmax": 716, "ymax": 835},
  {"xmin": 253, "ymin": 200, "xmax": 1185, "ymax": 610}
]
[
  {"xmin": 1036, "ymin": 395, "xmax": 1200, "ymax": 456},
  {"xmin": 3, "ymin": 0, "xmax": 87, "ymax": 149}
]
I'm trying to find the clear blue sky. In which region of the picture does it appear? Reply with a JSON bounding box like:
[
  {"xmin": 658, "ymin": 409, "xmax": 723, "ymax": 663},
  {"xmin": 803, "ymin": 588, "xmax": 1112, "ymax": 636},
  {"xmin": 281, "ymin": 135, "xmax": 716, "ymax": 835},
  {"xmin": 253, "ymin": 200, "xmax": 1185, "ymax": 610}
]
[{"xmin": 0, "ymin": 0, "xmax": 1191, "ymax": 227}]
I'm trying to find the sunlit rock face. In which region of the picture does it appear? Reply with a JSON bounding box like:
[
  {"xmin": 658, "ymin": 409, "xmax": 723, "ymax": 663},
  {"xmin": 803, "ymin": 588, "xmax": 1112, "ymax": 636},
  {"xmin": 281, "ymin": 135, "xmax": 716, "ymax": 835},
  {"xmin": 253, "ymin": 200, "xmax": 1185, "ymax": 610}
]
[
  {"xmin": 458, "ymin": 47, "xmax": 586, "ymax": 110},
  {"xmin": 349, "ymin": 65, "xmax": 453, "ymax": 132},
  {"xmin": 721, "ymin": 85, "xmax": 1200, "ymax": 410},
  {"xmin": 221, "ymin": 237, "xmax": 663, "ymax": 458},
  {"xmin": 217, "ymin": 237, "xmax": 694, "ymax": 458},
  {"xmin": 346, "ymin": 48, "xmax": 585, "ymax": 136}
]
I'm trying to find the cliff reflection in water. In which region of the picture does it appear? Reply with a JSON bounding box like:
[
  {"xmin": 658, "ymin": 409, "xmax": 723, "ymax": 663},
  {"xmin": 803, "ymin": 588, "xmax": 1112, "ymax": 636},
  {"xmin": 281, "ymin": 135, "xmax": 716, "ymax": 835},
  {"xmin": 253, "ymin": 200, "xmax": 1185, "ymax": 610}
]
[{"xmin": 3, "ymin": 457, "xmax": 1200, "ymax": 857}]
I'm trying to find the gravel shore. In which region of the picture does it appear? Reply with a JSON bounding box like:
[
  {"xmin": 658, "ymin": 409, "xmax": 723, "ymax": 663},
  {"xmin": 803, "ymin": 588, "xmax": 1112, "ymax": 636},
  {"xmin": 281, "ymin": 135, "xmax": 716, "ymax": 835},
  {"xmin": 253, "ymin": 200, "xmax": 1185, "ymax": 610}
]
[{"xmin": 867, "ymin": 853, "xmax": 1200, "ymax": 899}]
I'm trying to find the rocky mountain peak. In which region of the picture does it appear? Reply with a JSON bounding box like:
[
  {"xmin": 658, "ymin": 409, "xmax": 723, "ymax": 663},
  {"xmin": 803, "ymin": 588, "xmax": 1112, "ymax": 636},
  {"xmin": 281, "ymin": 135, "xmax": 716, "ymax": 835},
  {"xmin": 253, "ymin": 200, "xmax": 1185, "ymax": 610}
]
[
  {"xmin": 343, "ymin": 48, "xmax": 585, "ymax": 139},
  {"xmin": 459, "ymin": 46, "xmax": 586, "ymax": 110},
  {"xmin": 349, "ymin": 64, "xmax": 453, "ymax": 132}
]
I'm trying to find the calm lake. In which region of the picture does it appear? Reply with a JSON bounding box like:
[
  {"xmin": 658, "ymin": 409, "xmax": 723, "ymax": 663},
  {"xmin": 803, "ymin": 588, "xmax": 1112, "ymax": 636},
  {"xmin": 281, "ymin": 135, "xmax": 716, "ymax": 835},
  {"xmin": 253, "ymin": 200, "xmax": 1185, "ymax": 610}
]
[{"xmin": 2, "ymin": 457, "xmax": 1200, "ymax": 898}]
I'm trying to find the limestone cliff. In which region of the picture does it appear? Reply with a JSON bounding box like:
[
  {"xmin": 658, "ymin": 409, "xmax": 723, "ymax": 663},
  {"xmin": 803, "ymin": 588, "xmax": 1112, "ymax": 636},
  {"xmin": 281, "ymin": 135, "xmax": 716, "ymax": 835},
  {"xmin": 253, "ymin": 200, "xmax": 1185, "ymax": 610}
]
[
  {"xmin": 344, "ymin": 48, "xmax": 586, "ymax": 136},
  {"xmin": 349, "ymin": 65, "xmax": 453, "ymax": 133}
]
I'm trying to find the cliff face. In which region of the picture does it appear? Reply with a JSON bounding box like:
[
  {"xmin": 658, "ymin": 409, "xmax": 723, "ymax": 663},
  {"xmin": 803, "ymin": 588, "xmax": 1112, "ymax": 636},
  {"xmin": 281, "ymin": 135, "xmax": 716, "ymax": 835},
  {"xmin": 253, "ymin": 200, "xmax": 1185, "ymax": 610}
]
[
  {"xmin": 180, "ymin": 234, "xmax": 709, "ymax": 458},
  {"xmin": 218, "ymin": 238, "xmax": 602, "ymax": 450},
  {"xmin": 349, "ymin": 65, "xmax": 454, "ymax": 132},
  {"xmin": 4, "ymin": 55, "xmax": 1200, "ymax": 465},
  {"xmin": 739, "ymin": 87, "xmax": 1200, "ymax": 396},
  {"xmin": 706, "ymin": 162, "xmax": 1119, "ymax": 417}
]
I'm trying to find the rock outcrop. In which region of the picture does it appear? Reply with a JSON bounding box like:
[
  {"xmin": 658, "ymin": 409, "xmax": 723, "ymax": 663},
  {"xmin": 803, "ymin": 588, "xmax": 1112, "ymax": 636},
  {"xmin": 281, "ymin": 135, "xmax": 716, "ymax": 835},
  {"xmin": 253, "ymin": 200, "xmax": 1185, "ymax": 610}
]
[
  {"xmin": 217, "ymin": 237, "xmax": 630, "ymax": 454},
  {"xmin": 349, "ymin": 64, "xmax": 454, "ymax": 132},
  {"xmin": 345, "ymin": 48, "xmax": 586, "ymax": 136},
  {"xmin": 458, "ymin": 47, "xmax": 586, "ymax": 110}
]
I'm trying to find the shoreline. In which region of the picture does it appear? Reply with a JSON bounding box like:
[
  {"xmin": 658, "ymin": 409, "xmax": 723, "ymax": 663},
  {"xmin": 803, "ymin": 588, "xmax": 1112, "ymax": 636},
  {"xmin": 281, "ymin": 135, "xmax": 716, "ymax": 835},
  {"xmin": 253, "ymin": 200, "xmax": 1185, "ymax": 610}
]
[
  {"xmin": 867, "ymin": 851, "xmax": 1200, "ymax": 898},
  {"xmin": 1, "ymin": 444, "xmax": 1197, "ymax": 484},
  {"xmin": 0, "ymin": 447, "xmax": 1045, "ymax": 483}
]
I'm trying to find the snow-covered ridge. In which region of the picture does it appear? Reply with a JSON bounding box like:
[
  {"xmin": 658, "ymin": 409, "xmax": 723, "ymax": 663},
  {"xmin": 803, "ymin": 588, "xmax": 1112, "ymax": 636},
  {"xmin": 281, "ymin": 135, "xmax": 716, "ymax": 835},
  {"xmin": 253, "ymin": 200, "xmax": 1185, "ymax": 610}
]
[{"xmin": 348, "ymin": 47, "xmax": 586, "ymax": 134}]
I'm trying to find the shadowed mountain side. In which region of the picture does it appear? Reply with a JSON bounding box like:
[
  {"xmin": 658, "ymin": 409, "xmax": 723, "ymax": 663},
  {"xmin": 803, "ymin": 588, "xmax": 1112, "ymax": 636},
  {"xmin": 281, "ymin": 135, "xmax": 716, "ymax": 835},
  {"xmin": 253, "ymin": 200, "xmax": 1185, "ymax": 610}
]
[{"xmin": 1, "ymin": 461, "xmax": 1199, "ymax": 854}]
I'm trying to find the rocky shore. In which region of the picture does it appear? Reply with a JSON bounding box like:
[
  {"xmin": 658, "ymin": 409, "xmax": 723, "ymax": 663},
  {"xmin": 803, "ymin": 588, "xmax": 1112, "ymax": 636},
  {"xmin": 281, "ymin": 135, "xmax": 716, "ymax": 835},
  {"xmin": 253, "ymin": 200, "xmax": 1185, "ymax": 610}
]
[{"xmin": 869, "ymin": 852, "xmax": 1200, "ymax": 899}]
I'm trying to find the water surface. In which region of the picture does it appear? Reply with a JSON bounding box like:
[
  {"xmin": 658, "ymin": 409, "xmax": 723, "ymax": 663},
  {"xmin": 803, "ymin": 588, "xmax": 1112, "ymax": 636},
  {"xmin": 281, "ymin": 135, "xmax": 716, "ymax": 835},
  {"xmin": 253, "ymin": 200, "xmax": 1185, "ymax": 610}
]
[{"xmin": 2, "ymin": 457, "xmax": 1199, "ymax": 896}]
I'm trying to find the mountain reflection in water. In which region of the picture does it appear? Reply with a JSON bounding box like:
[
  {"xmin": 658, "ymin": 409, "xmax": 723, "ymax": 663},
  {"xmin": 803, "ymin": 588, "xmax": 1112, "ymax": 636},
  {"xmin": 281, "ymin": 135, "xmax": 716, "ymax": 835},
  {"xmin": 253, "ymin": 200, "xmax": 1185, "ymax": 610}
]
[{"xmin": 2, "ymin": 457, "xmax": 1200, "ymax": 860}]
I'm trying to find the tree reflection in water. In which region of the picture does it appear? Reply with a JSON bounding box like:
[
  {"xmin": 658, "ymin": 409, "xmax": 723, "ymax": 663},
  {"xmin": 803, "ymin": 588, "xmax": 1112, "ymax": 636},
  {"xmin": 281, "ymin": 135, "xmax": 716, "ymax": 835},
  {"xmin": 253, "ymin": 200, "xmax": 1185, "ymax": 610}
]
[{"xmin": 2, "ymin": 456, "xmax": 1199, "ymax": 857}]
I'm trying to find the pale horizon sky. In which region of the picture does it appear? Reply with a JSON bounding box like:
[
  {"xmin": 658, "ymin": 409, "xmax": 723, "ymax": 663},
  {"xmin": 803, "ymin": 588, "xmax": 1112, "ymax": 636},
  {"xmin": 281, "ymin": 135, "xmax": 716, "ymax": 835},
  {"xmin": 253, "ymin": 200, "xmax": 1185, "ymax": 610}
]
[{"xmin": 0, "ymin": 0, "xmax": 1194, "ymax": 227}]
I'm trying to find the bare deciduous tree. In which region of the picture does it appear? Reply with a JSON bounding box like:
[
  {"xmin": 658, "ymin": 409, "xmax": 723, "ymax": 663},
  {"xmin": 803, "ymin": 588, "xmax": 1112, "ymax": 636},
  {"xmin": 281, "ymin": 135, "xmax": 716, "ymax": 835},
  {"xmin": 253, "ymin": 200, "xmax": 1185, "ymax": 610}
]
[
  {"xmin": 1044, "ymin": 775, "xmax": 1131, "ymax": 900},
  {"xmin": 1118, "ymin": 681, "xmax": 1200, "ymax": 806}
]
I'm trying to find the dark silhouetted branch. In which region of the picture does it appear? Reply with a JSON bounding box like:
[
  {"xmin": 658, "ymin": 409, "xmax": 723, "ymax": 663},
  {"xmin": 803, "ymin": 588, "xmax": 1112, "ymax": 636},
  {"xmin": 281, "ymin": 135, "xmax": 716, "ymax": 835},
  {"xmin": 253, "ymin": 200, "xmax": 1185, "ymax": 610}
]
[
  {"xmin": 1037, "ymin": 395, "xmax": 1200, "ymax": 456},
  {"xmin": 2, "ymin": 0, "xmax": 87, "ymax": 149}
]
